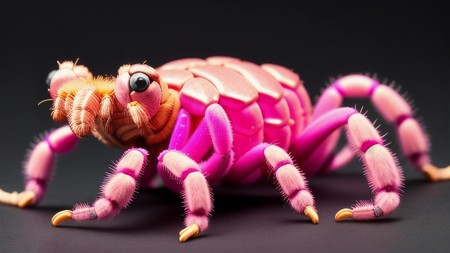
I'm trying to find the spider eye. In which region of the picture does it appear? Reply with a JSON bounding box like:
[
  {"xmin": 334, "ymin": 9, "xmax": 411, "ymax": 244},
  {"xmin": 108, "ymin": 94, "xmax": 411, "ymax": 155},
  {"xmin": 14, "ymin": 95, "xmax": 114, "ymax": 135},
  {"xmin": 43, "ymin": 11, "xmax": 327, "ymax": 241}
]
[
  {"xmin": 129, "ymin": 72, "xmax": 152, "ymax": 93},
  {"xmin": 46, "ymin": 70, "xmax": 58, "ymax": 86}
]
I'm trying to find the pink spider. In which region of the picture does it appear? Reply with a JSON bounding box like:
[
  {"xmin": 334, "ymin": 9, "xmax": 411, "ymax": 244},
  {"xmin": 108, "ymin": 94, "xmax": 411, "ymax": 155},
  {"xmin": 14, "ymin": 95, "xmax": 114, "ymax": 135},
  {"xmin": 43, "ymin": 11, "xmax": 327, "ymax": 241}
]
[{"xmin": 0, "ymin": 56, "xmax": 448, "ymax": 242}]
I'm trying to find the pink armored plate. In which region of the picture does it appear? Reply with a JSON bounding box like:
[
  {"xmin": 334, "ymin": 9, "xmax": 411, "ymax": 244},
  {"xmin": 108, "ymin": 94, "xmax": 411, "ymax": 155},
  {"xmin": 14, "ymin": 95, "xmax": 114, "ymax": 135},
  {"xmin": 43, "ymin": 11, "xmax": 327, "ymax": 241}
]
[{"xmin": 0, "ymin": 56, "xmax": 449, "ymax": 243}]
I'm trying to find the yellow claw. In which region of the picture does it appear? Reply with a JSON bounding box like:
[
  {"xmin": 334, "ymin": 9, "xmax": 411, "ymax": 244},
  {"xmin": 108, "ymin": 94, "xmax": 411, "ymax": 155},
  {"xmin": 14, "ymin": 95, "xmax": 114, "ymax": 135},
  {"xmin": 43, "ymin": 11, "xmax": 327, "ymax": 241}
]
[
  {"xmin": 179, "ymin": 226, "xmax": 189, "ymax": 236},
  {"xmin": 422, "ymin": 163, "xmax": 450, "ymax": 182},
  {"xmin": 304, "ymin": 206, "xmax": 319, "ymax": 224},
  {"xmin": 17, "ymin": 191, "xmax": 35, "ymax": 208},
  {"xmin": 179, "ymin": 224, "xmax": 200, "ymax": 243},
  {"xmin": 0, "ymin": 189, "xmax": 35, "ymax": 207},
  {"xmin": 335, "ymin": 208, "xmax": 353, "ymax": 221},
  {"xmin": 0, "ymin": 189, "xmax": 19, "ymax": 206},
  {"xmin": 51, "ymin": 210, "xmax": 73, "ymax": 227}
]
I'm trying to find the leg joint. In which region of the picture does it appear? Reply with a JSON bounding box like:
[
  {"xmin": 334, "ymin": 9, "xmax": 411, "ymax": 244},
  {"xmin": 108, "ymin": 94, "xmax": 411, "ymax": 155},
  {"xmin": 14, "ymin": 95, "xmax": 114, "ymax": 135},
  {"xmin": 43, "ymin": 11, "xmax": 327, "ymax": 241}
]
[
  {"xmin": 395, "ymin": 114, "xmax": 412, "ymax": 126},
  {"xmin": 180, "ymin": 168, "xmax": 200, "ymax": 181},
  {"xmin": 274, "ymin": 160, "xmax": 293, "ymax": 172},
  {"xmin": 368, "ymin": 81, "xmax": 380, "ymax": 96},
  {"xmin": 264, "ymin": 145, "xmax": 293, "ymax": 172},
  {"xmin": 117, "ymin": 168, "xmax": 138, "ymax": 179},
  {"xmin": 45, "ymin": 137, "xmax": 56, "ymax": 153},
  {"xmin": 374, "ymin": 206, "xmax": 384, "ymax": 218},
  {"xmin": 190, "ymin": 208, "xmax": 207, "ymax": 217},
  {"xmin": 288, "ymin": 188, "xmax": 305, "ymax": 200},
  {"xmin": 360, "ymin": 140, "xmax": 382, "ymax": 153},
  {"xmin": 332, "ymin": 83, "xmax": 346, "ymax": 97},
  {"xmin": 378, "ymin": 185, "xmax": 398, "ymax": 194},
  {"xmin": 26, "ymin": 177, "xmax": 47, "ymax": 189}
]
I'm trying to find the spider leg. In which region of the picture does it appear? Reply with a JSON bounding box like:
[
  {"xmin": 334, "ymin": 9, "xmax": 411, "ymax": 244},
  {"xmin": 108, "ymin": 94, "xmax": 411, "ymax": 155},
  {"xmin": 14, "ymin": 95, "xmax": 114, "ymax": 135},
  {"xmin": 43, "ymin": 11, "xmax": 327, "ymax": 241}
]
[
  {"xmin": 323, "ymin": 145, "xmax": 355, "ymax": 173},
  {"xmin": 158, "ymin": 151, "xmax": 211, "ymax": 242},
  {"xmin": 312, "ymin": 74, "xmax": 449, "ymax": 180},
  {"xmin": 227, "ymin": 143, "xmax": 318, "ymax": 223},
  {"xmin": 291, "ymin": 108, "xmax": 357, "ymax": 176},
  {"xmin": 293, "ymin": 108, "xmax": 403, "ymax": 221},
  {"xmin": 51, "ymin": 148, "xmax": 148, "ymax": 226},
  {"xmin": 179, "ymin": 105, "xmax": 234, "ymax": 184},
  {"xmin": 0, "ymin": 125, "xmax": 78, "ymax": 207},
  {"xmin": 337, "ymin": 113, "xmax": 403, "ymax": 221},
  {"xmin": 158, "ymin": 104, "xmax": 233, "ymax": 242}
]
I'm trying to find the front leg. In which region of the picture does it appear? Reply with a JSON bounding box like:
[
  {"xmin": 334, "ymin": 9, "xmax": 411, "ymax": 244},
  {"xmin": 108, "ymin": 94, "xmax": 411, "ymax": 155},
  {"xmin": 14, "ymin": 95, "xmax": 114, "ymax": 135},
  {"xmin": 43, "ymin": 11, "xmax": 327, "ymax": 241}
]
[
  {"xmin": 158, "ymin": 151, "xmax": 212, "ymax": 243},
  {"xmin": 157, "ymin": 104, "xmax": 233, "ymax": 242},
  {"xmin": 51, "ymin": 148, "xmax": 148, "ymax": 226},
  {"xmin": 0, "ymin": 125, "xmax": 78, "ymax": 207}
]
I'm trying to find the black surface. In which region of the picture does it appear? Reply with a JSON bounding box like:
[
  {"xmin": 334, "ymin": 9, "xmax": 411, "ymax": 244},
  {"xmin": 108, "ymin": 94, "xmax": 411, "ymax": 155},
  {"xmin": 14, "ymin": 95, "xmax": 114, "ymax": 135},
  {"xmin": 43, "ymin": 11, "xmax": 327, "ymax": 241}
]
[{"xmin": 0, "ymin": 1, "xmax": 449, "ymax": 252}]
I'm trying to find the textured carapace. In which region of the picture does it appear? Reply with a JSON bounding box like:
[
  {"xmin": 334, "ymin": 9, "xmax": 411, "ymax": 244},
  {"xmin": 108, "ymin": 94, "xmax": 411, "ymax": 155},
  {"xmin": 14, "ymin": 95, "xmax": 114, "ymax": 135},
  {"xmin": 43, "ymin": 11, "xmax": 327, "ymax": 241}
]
[{"xmin": 0, "ymin": 56, "xmax": 449, "ymax": 243}]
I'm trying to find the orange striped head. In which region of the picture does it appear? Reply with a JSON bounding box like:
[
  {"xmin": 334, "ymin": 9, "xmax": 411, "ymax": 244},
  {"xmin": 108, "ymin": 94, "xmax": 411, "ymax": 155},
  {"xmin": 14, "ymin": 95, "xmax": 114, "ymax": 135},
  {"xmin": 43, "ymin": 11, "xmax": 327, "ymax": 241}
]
[{"xmin": 47, "ymin": 61, "xmax": 174, "ymax": 141}]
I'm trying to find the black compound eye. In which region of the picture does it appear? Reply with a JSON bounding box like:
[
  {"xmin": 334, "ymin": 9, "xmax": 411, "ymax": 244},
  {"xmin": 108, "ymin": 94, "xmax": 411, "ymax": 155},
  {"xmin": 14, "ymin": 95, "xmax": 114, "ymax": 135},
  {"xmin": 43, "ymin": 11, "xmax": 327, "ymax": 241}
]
[
  {"xmin": 129, "ymin": 72, "xmax": 152, "ymax": 93},
  {"xmin": 46, "ymin": 70, "xmax": 58, "ymax": 86}
]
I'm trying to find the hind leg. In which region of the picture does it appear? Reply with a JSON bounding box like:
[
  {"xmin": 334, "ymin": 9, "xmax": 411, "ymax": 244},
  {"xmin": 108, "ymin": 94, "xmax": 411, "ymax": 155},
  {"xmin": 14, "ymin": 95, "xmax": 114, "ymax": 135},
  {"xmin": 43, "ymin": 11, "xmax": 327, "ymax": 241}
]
[
  {"xmin": 292, "ymin": 108, "xmax": 403, "ymax": 221},
  {"xmin": 312, "ymin": 74, "xmax": 449, "ymax": 179}
]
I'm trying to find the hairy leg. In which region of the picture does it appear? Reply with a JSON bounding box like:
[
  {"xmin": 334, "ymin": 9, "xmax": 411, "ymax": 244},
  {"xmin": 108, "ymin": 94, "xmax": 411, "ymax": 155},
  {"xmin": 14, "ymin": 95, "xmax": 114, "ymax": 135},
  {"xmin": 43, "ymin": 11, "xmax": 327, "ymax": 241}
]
[
  {"xmin": 292, "ymin": 108, "xmax": 403, "ymax": 220},
  {"xmin": 228, "ymin": 143, "xmax": 318, "ymax": 224},
  {"xmin": 312, "ymin": 74, "xmax": 449, "ymax": 179},
  {"xmin": 335, "ymin": 113, "xmax": 403, "ymax": 221},
  {"xmin": 157, "ymin": 104, "xmax": 233, "ymax": 242},
  {"xmin": 51, "ymin": 148, "xmax": 148, "ymax": 226},
  {"xmin": 158, "ymin": 151, "xmax": 212, "ymax": 242},
  {"xmin": 0, "ymin": 125, "xmax": 78, "ymax": 207}
]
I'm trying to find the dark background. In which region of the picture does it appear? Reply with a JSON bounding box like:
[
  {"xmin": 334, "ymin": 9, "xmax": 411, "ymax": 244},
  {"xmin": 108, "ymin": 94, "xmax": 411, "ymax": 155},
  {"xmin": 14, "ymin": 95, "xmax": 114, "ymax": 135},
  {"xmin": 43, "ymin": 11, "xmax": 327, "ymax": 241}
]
[{"xmin": 0, "ymin": 0, "xmax": 449, "ymax": 252}]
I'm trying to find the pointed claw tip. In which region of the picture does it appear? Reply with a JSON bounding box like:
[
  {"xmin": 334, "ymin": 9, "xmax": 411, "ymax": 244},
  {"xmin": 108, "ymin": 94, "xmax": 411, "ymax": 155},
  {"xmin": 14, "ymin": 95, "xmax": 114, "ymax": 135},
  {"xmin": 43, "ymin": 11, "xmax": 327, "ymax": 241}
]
[
  {"xmin": 179, "ymin": 224, "xmax": 200, "ymax": 243},
  {"xmin": 304, "ymin": 206, "xmax": 319, "ymax": 224},
  {"xmin": 179, "ymin": 236, "xmax": 187, "ymax": 243},
  {"xmin": 335, "ymin": 208, "xmax": 353, "ymax": 221},
  {"xmin": 423, "ymin": 163, "xmax": 450, "ymax": 182},
  {"xmin": 51, "ymin": 210, "xmax": 73, "ymax": 227},
  {"xmin": 17, "ymin": 191, "xmax": 35, "ymax": 208}
]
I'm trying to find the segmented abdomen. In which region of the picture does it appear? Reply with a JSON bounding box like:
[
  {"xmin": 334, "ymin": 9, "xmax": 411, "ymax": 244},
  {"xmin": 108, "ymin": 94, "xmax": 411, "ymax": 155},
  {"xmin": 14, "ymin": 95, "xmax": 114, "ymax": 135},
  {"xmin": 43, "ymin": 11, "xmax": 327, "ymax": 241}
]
[{"xmin": 158, "ymin": 56, "xmax": 311, "ymax": 160}]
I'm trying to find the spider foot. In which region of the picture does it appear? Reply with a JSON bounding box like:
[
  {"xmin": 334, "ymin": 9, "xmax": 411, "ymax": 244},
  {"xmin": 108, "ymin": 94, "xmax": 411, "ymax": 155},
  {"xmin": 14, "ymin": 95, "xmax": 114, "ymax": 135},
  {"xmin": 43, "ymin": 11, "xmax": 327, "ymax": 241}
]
[
  {"xmin": 51, "ymin": 210, "xmax": 73, "ymax": 226},
  {"xmin": 335, "ymin": 208, "xmax": 353, "ymax": 221},
  {"xmin": 0, "ymin": 189, "xmax": 35, "ymax": 208},
  {"xmin": 179, "ymin": 224, "xmax": 200, "ymax": 243},
  {"xmin": 304, "ymin": 205, "xmax": 319, "ymax": 224},
  {"xmin": 423, "ymin": 163, "xmax": 450, "ymax": 182}
]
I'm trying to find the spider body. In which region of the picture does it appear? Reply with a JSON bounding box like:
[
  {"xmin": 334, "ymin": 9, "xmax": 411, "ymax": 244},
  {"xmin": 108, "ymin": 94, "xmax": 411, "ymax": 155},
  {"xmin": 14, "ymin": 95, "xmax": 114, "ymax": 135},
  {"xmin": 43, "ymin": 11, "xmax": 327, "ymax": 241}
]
[{"xmin": 1, "ymin": 56, "xmax": 449, "ymax": 242}]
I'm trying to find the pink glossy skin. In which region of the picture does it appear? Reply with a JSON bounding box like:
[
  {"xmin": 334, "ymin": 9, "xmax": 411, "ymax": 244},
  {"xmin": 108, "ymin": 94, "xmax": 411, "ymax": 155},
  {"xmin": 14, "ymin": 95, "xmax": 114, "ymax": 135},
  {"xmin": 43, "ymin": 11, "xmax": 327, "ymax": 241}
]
[{"xmin": 1, "ymin": 56, "xmax": 447, "ymax": 241}]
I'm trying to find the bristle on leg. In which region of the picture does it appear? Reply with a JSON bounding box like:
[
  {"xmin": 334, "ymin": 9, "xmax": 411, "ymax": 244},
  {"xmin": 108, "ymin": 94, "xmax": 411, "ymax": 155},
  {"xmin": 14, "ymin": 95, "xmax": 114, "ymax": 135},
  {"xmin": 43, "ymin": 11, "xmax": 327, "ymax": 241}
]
[
  {"xmin": 336, "ymin": 113, "xmax": 403, "ymax": 221},
  {"xmin": 54, "ymin": 148, "xmax": 148, "ymax": 225}
]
